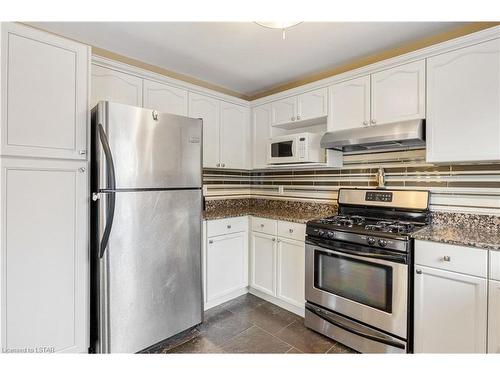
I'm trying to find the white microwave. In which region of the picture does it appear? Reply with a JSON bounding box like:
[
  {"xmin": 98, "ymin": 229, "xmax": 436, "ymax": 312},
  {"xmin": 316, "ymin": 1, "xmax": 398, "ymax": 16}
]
[{"xmin": 267, "ymin": 132, "xmax": 325, "ymax": 164}]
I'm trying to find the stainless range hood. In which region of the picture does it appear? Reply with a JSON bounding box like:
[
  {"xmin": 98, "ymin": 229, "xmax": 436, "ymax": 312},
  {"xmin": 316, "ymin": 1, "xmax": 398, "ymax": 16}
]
[{"xmin": 320, "ymin": 119, "xmax": 425, "ymax": 152}]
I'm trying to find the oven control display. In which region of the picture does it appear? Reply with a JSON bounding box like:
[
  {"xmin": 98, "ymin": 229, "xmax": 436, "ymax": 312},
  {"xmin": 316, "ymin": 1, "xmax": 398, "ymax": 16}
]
[{"xmin": 365, "ymin": 191, "xmax": 393, "ymax": 202}]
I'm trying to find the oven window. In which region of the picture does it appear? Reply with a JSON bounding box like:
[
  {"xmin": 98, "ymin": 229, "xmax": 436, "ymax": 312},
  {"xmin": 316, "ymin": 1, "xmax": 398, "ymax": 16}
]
[
  {"xmin": 271, "ymin": 141, "xmax": 293, "ymax": 157},
  {"xmin": 314, "ymin": 250, "xmax": 393, "ymax": 313}
]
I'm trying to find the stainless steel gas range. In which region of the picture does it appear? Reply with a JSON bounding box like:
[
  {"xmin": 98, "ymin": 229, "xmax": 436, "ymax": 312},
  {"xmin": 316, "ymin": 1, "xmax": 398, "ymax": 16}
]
[{"xmin": 305, "ymin": 188, "xmax": 430, "ymax": 354}]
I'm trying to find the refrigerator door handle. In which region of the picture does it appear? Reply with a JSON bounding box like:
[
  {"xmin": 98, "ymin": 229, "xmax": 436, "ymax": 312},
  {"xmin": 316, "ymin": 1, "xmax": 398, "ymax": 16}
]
[{"xmin": 97, "ymin": 123, "xmax": 117, "ymax": 258}]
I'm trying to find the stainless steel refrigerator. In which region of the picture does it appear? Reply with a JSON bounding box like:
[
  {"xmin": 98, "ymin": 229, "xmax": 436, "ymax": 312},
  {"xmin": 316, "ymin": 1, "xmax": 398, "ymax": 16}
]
[{"xmin": 90, "ymin": 101, "xmax": 203, "ymax": 353}]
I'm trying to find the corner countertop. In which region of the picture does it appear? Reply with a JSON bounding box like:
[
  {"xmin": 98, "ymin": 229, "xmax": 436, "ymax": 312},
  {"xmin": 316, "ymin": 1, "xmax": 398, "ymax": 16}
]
[
  {"xmin": 412, "ymin": 225, "xmax": 500, "ymax": 251},
  {"xmin": 202, "ymin": 207, "xmax": 330, "ymax": 224}
]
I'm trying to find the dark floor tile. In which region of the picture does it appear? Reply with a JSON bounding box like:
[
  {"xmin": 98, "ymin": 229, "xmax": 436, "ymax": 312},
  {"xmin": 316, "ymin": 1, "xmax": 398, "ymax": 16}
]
[
  {"xmin": 238, "ymin": 301, "xmax": 301, "ymax": 334},
  {"xmin": 327, "ymin": 342, "xmax": 357, "ymax": 354},
  {"xmin": 286, "ymin": 347, "xmax": 303, "ymax": 353},
  {"xmin": 143, "ymin": 327, "xmax": 201, "ymax": 353},
  {"xmin": 166, "ymin": 335, "xmax": 225, "ymax": 354},
  {"xmin": 198, "ymin": 308, "xmax": 253, "ymax": 345},
  {"xmin": 221, "ymin": 293, "xmax": 267, "ymax": 315},
  {"xmin": 221, "ymin": 326, "xmax": 291, "ymax": 353},
  {"xmin": 275, "ymin": 320, "xmax": 335, "ymax": 353}
]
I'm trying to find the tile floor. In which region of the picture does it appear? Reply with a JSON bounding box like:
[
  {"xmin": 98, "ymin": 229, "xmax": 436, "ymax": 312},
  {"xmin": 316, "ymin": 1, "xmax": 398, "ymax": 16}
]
[{"xmin": 146, "ymin": 293, "xmax": 356, "ymax": 354}]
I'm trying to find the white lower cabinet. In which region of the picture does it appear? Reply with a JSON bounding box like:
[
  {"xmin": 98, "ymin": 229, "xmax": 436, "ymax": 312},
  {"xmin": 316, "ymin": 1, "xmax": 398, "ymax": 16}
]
[
  {"xmin": 277, "ymin": 238, "xmax": 305, "ymax": 308},
  {"xmin": 0, "ymin": 158, "xmax": 88, "ymax": 353},
  {"xmin": 250, "ymin": 232, "xmax": 276, "ymax": 296},
  {"xmin": 488, "ymin": 280, "xmax": 500, "ymax": 353},
  {"xmin": 414, "ymin": 265, "xmax": 487, "ymax": 353},
  {"xmin": 204, "ymin": 217, "xmax": 248, "ymax": 309}
]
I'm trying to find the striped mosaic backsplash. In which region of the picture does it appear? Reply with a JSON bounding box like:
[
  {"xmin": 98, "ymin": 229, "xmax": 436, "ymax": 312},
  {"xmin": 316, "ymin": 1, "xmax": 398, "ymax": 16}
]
[{"xmin": 203, "ymin": 149, "xmax": 500, "ymax": 215}]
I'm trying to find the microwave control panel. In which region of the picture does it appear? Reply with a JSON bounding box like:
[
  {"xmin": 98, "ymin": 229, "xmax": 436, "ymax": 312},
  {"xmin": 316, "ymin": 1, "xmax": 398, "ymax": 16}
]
[{"xmin": 298, "ymin": 137, "xmax": 307, "ymax": 159}]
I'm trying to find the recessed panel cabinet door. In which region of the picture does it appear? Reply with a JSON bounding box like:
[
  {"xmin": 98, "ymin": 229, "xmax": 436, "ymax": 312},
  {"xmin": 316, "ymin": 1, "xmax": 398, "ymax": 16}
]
[
  {"xmin": 220, "ymin": 102, "xmax": 249, "ymax": 169},
  {"xmin": 142, "ymin": 79, "xmax": 188, "ymax": 116},
  {"xmin": 1, "ymin": 158, "xmax": 88, "ymax": 353},
  {"xmin": 371, "ymin": 60, "xmax": 425, "ymax": 125},
  {"xmin": 271, "ymin": 97, "xmax": 297, "ymax": 125},
  {"xmin": 91, "ymin": 65, "xmax": 143, "ymax": 108},
  {"xmin": 414, "ymin": 265, "xmax": 487, "ymax": 353},
  {"xmin": 1, "ymin": 23, "xmax": 89, "ymax": 160},
  {"xmin": 252, "ymin": 104, "xmax": 271, "ymax": 169},
  {"xmin": 277, "ymin": 238, "xmax": 305, "ymax": 308},
  {"xmin": 488, "ymin": 280, "xmax": 500, "ymax": 353},
  {"xmin": 206, "ymin": 232, "xmax": 248, "ymax": 303},
  {"xmin": 297, "ymin": 88, "xmax": 328, "ymax": 121},
  {"xmin": 329, "ymin": 76, "xmax": 370, "ymax": 131},
  {"xmin": 426, "ymin": 39, "xmax": 500, "ymax": 163},
  {"xmin": 250, "ymin": 232, "xmax": 276, "ymax": 296},
  {"xmin": 188, "ymin": 93, "xmax": 220, "ymax": 168}
]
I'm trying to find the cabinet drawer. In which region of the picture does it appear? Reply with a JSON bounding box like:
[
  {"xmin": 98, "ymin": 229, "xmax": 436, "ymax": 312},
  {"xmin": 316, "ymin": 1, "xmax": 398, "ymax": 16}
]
[
  {"xmin": 277, "ymin": 220, "xmax": 306, "ymax": 242},
  {"xmin": 415, "ymin": 240, "xmax": 488, "ymax": 278},
  {"xmin": 251, "ymin": 217, "xmax": 277, "ymax": 236},
  {"xmin": 491, "ymin": 251, "xmax": 500, "ymax": 281},
  {"xmin": 207, "ymin": 216, "xmax": 248, "ymax": 237}
]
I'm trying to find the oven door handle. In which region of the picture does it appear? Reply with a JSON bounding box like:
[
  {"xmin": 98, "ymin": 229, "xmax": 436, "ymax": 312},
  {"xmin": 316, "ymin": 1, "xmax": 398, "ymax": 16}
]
[
  {"xmin": 307, "ymin": 239, "xmax": 407, "ymax": 263},
  {"xmin": 306, "ymin": 304, "xmax": 406, "ymax": 350}
]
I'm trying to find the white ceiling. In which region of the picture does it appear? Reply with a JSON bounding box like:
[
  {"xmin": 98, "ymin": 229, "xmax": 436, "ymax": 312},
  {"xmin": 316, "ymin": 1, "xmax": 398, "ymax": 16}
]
[{"xmin": 31, "ymin": 22, "xmax": 466, "ymax": 96}]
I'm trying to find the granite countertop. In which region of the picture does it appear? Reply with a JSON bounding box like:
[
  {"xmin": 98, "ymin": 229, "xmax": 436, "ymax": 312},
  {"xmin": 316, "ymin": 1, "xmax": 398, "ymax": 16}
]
[
  {"xmin": 203, "ymin": 206, "xmax": 329, "ymax": 224},
  {"xmin": 412, "ymin": 225, "xmax": 500, "ymax": 251}
]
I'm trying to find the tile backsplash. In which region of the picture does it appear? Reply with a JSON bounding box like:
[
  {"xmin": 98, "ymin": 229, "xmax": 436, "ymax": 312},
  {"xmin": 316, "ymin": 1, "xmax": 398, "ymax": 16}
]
[{"xmin": 203, "ymin": 149, "xmax": 500, "ymax": 215}]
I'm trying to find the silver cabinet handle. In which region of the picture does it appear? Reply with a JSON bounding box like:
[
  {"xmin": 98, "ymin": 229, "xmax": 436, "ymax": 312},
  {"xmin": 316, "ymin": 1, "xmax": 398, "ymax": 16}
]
[
  {"xmin": 260, "ymin": 223, "xmax": 264, "ymax": 227},
  {"xmin": 442, "ymin": 256, "xmax": 451, "ymax": 262},
  {"xmin": 289, "ymin": 228, "xmax": 294, "ymax": 233},
  {"xmin": 208, "ymin": 240, "xmax": 213, "ymax": 244},
  {"xmin": 363, "ymin": 121, "xmax": 368, "ymax": 126},
  {"xmin": 78, "ymin": 167, "xmax": 86, "ymax": 173},
  {"xmin": 291, "ymin": 116, "xmax": 296, "ymax": 121},
  {"xmin": 277, "ymin": 239, "xmax": 281, "ymax": 243},
  {"xmin": 371, "ymin": 119, "xmax": 377, "ymax": 124},
  {"xmin": 221, "ymin": 163, "xmax": 226, "ymax": 167},
  {"xmin": 296, "ymin": 115, "xmax": 301, "ymax": 120},
  {"xmin": 272, "ymin": 238, "xmax": 276, "ymax": 242},
  {"xmin": 216, "ymin": 163, "xmax": 221, "ymax": 167},
  {"xmin": 79, "ymin": 150, "xmax": 87, "ymax": 155},
  {"xmin": 227, "ymin": 225, "xmax": 232, "ymax": 229},
  {"xmin": 416, "ymin": 269, "xmax": 422, "ymax": 274}
]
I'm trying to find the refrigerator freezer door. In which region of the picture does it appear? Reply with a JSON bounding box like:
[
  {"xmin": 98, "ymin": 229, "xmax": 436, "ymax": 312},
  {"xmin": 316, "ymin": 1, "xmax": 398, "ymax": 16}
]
[
  {"xmin": 98, "ymin": 189, "xmax": 202, "ymax": 353},
  {"xmin": 96, "ymin": 101, "xmax": 202, "ymax": 189}
]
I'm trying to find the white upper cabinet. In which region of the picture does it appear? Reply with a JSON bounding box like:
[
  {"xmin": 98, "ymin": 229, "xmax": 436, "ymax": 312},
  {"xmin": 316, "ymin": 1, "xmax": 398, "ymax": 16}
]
[
  {"xmin": 252, "ymin": 104, "xmax": 271, "ymax": 169},
  {"xmin": 297, "ymin": 88, "xmax": 328, "ymax": 121},
  {"xmin": 271, "ymin": 96, "xmax": 296, "ymax": 125},
  {"xmin": 1, "ymin": 23, "xmax": 89, "ymax": 160},
  {"xmin": 188, "ymin": 92, "xmax": 220, "ymax": 168},
  {"xmin": 142, "ymin": 79, "xmax": 188, "ymax": 116},
  {"xmin": 329, "ymin": 76, "xmax": 371, "ymax": 131},
  {"xmin": 426, "ymin": 39, "xmax": 500, "ymax": 163},
  {"xmin": 91, "ymin": 65, "xmax": 143, "ymax": 108},
  {"xmin": 1, "ymin": 158, "xmax": 88, "ymax": 353},
  {"xmin": 371, "ymin": 60, "xmax": 425, "ymax": 124},
  {"xmin": 220, "ymin": 102, "xmax": 250, "ymax": 170}
]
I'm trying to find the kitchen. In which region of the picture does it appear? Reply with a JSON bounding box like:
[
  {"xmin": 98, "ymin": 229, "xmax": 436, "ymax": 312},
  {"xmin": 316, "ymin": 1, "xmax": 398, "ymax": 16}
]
[{"xmin": 0, "ymin": 4, "xmax": 500, "ymax": 371}]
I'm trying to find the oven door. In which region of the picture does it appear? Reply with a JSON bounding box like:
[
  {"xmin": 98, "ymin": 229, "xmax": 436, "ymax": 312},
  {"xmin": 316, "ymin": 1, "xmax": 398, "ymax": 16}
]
[
  {"xmin": 268, "ymin": 138, "xmax": 299, "ymax": 164},
  {"xmin": 305, "ymin": 239, "xmax": 408, "ymax": 339}
]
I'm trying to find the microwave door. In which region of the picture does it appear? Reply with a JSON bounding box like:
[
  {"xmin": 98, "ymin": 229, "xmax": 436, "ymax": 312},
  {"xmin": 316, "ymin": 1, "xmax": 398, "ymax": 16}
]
[{"xmin": 268, "ymin": 139, "xmax": 298, "ymax": 164}]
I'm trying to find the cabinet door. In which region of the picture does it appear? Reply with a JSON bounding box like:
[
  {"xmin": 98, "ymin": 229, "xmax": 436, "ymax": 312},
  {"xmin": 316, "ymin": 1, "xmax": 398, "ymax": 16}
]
[
  {"xmin": 277, "ymin": 238, "xmax": 305, "ymax": 308},
  {"xmin": 371, "ymin": 60, "xmax": 425, "ymax": 125},
  {"xmin": 329, "ymin": 76, "xmax": 370, "ymax": 131},
  {"xmin": 188, "ymin": 93, "xmax": 220, "ymax": 168},
  {"xmin": 252, "ymin": 104, "xmax": 271, "ymax": 169},
  {"xmin": 206, "ymin": 232, "xmax": 248, "ymax": 302},
  {"xmin": 142, "ymin": 79, "xmax": 188, "ymax": 116},
  {"xmin": 1, "ymin": 23, "xmax": 89, "ymax": 160},
  {"xmin": 427, "ymin": 39, "xmax": 500, "ymax": 163},
  {"xmin": 220, "ymin": 102, "xmax": 249, "ymax": 169},
  {"xmin": 91, "ymin": 65, "xmax": 143, "ymax": 109},
  {"xmin": 414, "ymin": 265, "xmax": 487, "ymax": 353},
  {"xmin": 488, "ymin": 280, "xmax": 500, "ymax": 353},
  {"xmin": 250, "ymin": 232, "xmax": 276, "ymax": 296},
  {"xmin": 1, "ymin": 158, "xmax": 88, "ymax": 353},
  {"xmin": 297, "ymin": 87, "xmax": 328, "ymax": 121},
  {"xmin": 271, "ymin": 97, "xmax": 297, "ymax": 125}
]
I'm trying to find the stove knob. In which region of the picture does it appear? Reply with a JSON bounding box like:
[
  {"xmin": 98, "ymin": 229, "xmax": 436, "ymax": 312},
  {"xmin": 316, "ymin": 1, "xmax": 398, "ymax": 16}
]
[
  {"xmin": 327, "ymin": 231, "xmax": 335, "ymax": 239},
  {"xmin": 318, "ymin": 229, "xmax": 325, "ymax": 237},
  {"xmin": 367, "ymin": 237, "xmax": 376, "ymax": 246},
  {"xmin": 378, "ymin": 239, "xmax": 388, "ymax": 247}
]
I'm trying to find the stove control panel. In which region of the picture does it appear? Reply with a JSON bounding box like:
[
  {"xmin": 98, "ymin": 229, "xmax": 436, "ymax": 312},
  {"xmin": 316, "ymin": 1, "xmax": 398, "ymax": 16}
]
[{"xmin": 365, "ymin": 191, "xmax": 393, "ymax": 202}]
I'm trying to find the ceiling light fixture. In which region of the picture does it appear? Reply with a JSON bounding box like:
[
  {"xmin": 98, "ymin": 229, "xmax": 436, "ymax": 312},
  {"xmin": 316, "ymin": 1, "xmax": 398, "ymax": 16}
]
[{"xmin": 255, "ymin": 22, "xmax": 303, "ymax": 40}]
